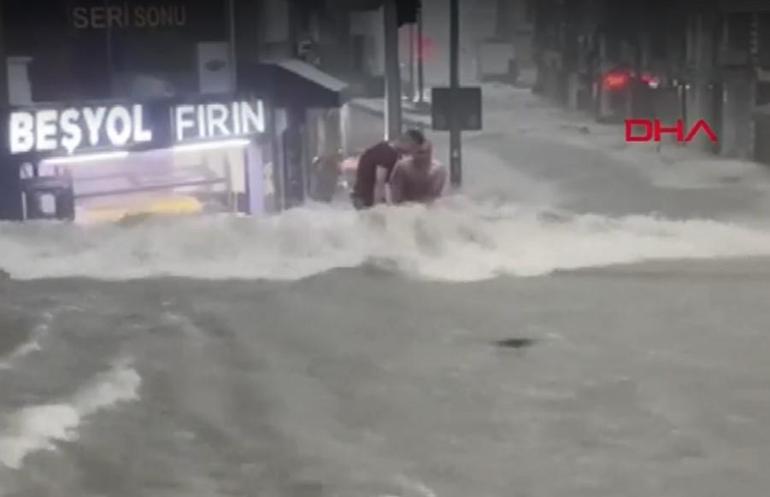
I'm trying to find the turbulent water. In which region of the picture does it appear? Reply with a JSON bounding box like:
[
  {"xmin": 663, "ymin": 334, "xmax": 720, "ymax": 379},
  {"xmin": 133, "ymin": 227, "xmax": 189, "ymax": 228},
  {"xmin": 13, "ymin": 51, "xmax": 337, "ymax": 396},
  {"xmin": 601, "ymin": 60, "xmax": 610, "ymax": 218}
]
[
  {"xmin": 2, "ymin": 199, "xmax": 770, "ymax": 497},
  {"xmin": 4, "ymin": 197, "xmax": 770, "ymax": 281},
  {"xmin": 8, "ymin": 2, "xmax": 770, "ymax": 491}
]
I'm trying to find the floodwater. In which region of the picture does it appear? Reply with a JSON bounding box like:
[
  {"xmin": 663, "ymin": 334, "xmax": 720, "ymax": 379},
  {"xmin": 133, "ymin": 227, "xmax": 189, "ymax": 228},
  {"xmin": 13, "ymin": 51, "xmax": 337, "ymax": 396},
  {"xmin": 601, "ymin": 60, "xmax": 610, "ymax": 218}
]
[{"xmin": 4, "ymin": 86, "xmax": 770, "ymax": 496}]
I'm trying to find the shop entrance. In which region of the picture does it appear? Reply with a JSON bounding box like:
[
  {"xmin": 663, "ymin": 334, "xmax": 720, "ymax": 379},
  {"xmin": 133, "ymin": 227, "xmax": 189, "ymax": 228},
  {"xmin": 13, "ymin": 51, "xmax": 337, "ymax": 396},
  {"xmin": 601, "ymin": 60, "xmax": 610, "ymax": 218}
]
[{"xmin": 21, "ymin": 139, "xmax": 268, "ymax": 223}]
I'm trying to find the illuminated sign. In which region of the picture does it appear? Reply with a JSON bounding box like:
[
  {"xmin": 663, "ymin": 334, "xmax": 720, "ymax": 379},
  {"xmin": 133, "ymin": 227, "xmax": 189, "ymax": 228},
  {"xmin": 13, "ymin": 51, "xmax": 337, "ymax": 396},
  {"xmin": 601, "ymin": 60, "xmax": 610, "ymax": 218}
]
[
  {"xmin": 9, "ymin": 105, "xmax": 153, "ymax": 155},
  {"xmin": 7, "ymin": 98, "xmax": 265, "ymax": 156},
  {"xmin": 72, "ymin": 4, "xmax": 187, "ymax": 30},
  {"xmin": 174, "ymin": 101, "xmax": 265, "ymax": 141}
]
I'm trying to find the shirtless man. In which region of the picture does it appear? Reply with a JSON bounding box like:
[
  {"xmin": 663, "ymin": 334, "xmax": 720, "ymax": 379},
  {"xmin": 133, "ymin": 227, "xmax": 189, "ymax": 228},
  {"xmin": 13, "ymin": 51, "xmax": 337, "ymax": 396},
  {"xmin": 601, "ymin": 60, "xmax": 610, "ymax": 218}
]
[
  {"xmin": 388, "ymin": 140, "xmax": 447, "ymax": 205},
  {"xmin": 350, "ymin": 129, "xmax": 425, "ymax": 209}
]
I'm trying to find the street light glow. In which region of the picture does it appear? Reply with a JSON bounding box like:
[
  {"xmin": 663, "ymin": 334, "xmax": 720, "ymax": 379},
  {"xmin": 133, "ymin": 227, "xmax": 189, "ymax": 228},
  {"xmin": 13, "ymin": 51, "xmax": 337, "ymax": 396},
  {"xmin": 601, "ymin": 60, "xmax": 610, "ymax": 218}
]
[
  {"xmin": 172, "ymin": 139, "xmax": 251, "ymax": 153},
  {"xmin": 40, "ymin": 151, "xmax": 130, "ymax": 166}
]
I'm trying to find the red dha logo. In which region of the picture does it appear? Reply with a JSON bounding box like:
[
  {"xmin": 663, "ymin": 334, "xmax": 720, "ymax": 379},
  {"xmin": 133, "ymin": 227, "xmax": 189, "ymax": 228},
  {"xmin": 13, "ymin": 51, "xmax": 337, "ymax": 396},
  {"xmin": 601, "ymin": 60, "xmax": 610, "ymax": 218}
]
[{"xmin": 625, "ymin": 119, "xmax": 718, "ymax": 143}]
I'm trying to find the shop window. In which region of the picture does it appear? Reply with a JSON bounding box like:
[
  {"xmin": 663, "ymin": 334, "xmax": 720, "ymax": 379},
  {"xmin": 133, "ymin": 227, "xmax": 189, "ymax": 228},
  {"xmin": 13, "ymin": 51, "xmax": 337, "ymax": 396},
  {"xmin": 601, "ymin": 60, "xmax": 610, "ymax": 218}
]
[
  {"xmin": 38, "ymin": 193, "xmax": 57, "ymax": 216},
  {"xmin": 726, "ymin": 13, "xmax": 751, "ymax": 54},
  {"xmin": 19, "ymin": 163, "xmax": 35, "ymax": 180}
]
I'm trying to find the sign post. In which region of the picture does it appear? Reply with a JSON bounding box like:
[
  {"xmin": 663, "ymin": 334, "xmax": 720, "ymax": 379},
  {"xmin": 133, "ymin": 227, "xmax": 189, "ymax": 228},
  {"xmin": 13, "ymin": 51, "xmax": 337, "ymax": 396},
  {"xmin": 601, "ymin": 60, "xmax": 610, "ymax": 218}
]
[
  {"xmin": 416, "ymin": 6, "xmax": 425, "ymax": 106},
  {"xmin": 435, "ymin": 0, "xmax": 482, "ymax": 189},
  {"xmin": 383, "ymin": 0, "xmax": 402, "ymax": 140},
  {"xmin": 431, "ymin": 86, "xmax": 482, "ymax": 187},
  {"xmin": 449, "ymin": 0, "xmax": 461, "ymax": 187}
]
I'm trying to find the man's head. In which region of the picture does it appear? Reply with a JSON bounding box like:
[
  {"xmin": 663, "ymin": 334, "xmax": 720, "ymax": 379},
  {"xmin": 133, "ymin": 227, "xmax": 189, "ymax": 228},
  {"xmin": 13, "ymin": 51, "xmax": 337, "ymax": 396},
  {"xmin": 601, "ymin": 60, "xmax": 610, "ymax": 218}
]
[
  {"xmin": 412, "ymin": 140, "xmax": 433, "ymax": 168},
  {"xmin": 393, "ymin": 129, "xmax": 426, "ymax": 154}
]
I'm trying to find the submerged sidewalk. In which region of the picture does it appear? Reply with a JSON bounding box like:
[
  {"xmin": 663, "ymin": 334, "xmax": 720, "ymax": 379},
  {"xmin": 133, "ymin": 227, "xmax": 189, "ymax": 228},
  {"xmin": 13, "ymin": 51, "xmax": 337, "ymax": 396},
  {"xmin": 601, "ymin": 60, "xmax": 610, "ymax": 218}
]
[
  {"xmin": 349, "ymin": 97, "xmax": 432, "ymax": 130},
  {"xmin": 353, "ymin": 83, "xmax": 770, "ymax": 222}
]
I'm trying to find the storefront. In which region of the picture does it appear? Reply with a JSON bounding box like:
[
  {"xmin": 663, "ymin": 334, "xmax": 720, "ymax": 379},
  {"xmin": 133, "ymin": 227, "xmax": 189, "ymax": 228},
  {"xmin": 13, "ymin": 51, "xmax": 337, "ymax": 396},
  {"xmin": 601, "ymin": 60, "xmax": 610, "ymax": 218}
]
[
  {"xmin": 1, "ymin": 94, "xmax": 274, "ymax": 222},
  {"xmin": 0, "ymin": 0, "xmax": 350, "ymax": 221}
]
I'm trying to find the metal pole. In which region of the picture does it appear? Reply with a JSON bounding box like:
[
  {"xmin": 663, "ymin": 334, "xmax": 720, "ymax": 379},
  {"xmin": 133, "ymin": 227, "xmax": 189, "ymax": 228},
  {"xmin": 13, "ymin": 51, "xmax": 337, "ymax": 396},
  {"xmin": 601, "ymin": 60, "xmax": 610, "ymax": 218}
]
[
  {"xmin": 449, "ymin": 0, "xmax": 462, "ymax": 187},
  {"xmin": 0, "ymin": 0, "xmax": 8, "ymax": 104},
  {"xmin": 416, "ymin": 5, "xmax": 425, "ymax": 104},
  {"xmin": 228, "ymin": 0, "xmax": 238, "ymax": 90},
  {"xmin": 104, "ymin": 0, "xmax": 115, "ymax": 95},
  {"xmin": 409, "ymin": 23, "xmax": 416, "ymax": 101},
  {"xmin": 0, "ymin": 0, "xmax": 17, "ymax": 221},
  {"xmin": 495, "ymin": 0, "xmax": 507, "ymax": 39},
  {"xmin": 384, "ymin": 0, "xmax": 402, "ymax": 140}
]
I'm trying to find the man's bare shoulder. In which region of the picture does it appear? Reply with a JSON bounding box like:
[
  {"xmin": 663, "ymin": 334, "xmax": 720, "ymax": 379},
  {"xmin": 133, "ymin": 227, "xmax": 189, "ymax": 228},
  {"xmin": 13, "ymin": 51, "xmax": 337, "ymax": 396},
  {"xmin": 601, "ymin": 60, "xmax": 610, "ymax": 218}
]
[
  {"xmin": 392, "ymin": 157, "xmax": 413, "ymax": 173},
  {"xmin": 430, "ymin": 160, "xmax": 447, "ymax": 174}
]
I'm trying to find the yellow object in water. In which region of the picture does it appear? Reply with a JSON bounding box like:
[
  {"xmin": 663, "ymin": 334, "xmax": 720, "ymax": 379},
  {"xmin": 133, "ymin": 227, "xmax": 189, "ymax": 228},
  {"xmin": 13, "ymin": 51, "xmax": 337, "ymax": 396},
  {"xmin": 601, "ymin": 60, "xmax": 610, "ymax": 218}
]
[
  {"xmin": 145, "ymin": 196, "xmax": 203, "ymax": 215},
  {"xmin": 81, "ymin": 196, "xmax": 204, "ymax": 224}
]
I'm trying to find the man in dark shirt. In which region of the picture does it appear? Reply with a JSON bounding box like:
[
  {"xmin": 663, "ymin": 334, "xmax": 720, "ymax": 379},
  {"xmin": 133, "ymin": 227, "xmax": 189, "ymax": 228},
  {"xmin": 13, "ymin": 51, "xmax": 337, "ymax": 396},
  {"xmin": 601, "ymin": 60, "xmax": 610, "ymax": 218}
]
[{"xmin": 351, "ymin": 129, "xmax": 425, "ymax": 209}]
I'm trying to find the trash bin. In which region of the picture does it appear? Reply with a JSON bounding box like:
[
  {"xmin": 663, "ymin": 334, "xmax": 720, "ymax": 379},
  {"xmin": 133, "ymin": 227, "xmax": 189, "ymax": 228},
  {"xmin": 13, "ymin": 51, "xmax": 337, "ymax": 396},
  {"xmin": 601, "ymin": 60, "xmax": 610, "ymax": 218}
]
[{"xmin": 21, "ymin": 174, "xmax": 75, "ymax": 220}]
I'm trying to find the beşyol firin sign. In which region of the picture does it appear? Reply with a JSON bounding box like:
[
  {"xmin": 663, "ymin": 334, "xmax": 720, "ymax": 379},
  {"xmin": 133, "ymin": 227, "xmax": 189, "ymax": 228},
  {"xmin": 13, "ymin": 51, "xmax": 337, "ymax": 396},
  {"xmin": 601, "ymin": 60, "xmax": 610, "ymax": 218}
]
[
  {"xmin": 8, "ymin": 100, "xmax": 265, "ymax": 156},
  {"xmin": 174, "ymin": 102, "xmax": 265, "ymax": 142}
]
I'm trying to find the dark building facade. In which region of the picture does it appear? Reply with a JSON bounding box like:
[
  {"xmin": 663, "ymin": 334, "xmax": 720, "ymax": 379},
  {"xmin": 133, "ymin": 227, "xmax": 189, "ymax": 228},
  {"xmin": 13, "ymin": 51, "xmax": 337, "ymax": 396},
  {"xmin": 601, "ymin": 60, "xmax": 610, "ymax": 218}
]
[
  {"xmin": 4, "ymin": 0, "xmax": 229, "ymax": 102},
  {"xmin": 0, "ymin": 0, "xmax": 353, "ymax": 221},
  {"xmin": 532, "ymin": 0, "xmax": 770, "ymax": 163}
]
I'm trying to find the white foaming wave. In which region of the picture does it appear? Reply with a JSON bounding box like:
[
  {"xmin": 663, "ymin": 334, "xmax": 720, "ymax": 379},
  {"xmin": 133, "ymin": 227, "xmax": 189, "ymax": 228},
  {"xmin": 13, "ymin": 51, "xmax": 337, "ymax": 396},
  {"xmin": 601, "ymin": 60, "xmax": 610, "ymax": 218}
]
[
  {"xmin": 0, "ymin": 358, "xmax": 141, "ymax": 469},
  {"xmin": 2, "ymin": 199, "xmax": 770, "ymax": 281},
  {"xmin": 0, "ymin": 311, "xmax": 55, "ymax": 371}
]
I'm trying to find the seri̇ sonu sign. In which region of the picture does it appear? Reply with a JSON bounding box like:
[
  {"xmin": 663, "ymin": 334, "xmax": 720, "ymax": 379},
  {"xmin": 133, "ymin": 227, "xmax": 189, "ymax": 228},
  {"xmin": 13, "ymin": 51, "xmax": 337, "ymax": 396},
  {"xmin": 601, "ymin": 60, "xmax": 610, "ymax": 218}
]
[{"xmin": 71, "ymin": 4, "xmax": 188, "ymax": 29}]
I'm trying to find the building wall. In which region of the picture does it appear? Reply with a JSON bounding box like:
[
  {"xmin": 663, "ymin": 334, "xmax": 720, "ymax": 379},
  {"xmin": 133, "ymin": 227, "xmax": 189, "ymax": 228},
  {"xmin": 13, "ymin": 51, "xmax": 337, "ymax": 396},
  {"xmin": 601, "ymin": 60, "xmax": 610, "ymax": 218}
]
[
  {"xmin": 4, "ymin": 0, "xmax": 230, "ymax": 102},
  {"xmin": 511, "ymin": 0, "xmax": 536, "ymax": 70},
  {"xmin": 713, "ymin": 3, "xmax": 770, "ymax": 161},
  {"xmin": 350, "ymin": 8, "xmax": 385, "ymax": 77}
]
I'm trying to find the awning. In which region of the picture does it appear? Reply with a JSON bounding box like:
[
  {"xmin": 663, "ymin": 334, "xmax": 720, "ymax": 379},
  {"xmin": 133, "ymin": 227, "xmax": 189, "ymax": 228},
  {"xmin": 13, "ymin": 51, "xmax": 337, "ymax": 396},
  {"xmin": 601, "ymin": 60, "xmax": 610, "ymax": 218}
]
[{"xmin": 240, "ymin": 59, "xmax": 349, "ymax": 109}]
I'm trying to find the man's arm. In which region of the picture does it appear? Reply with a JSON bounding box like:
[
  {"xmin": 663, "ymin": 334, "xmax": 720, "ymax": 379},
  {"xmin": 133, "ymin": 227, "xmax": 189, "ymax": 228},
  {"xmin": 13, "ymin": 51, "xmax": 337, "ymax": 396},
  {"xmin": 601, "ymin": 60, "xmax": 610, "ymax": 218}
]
[
  {"xmin": 373, "ymin": 166, "xmax": 389, "ymax": 204},
  {"xmin": 430, "ymin": 165, "xmax": 448, "ymax": 200},
  {"xmin": 352, "ymin": 149, "xmax": 372, "ymax": 199},
  {"xmin": 388, "ymin": 162, "xmax": 406, "ymax": 204}
]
